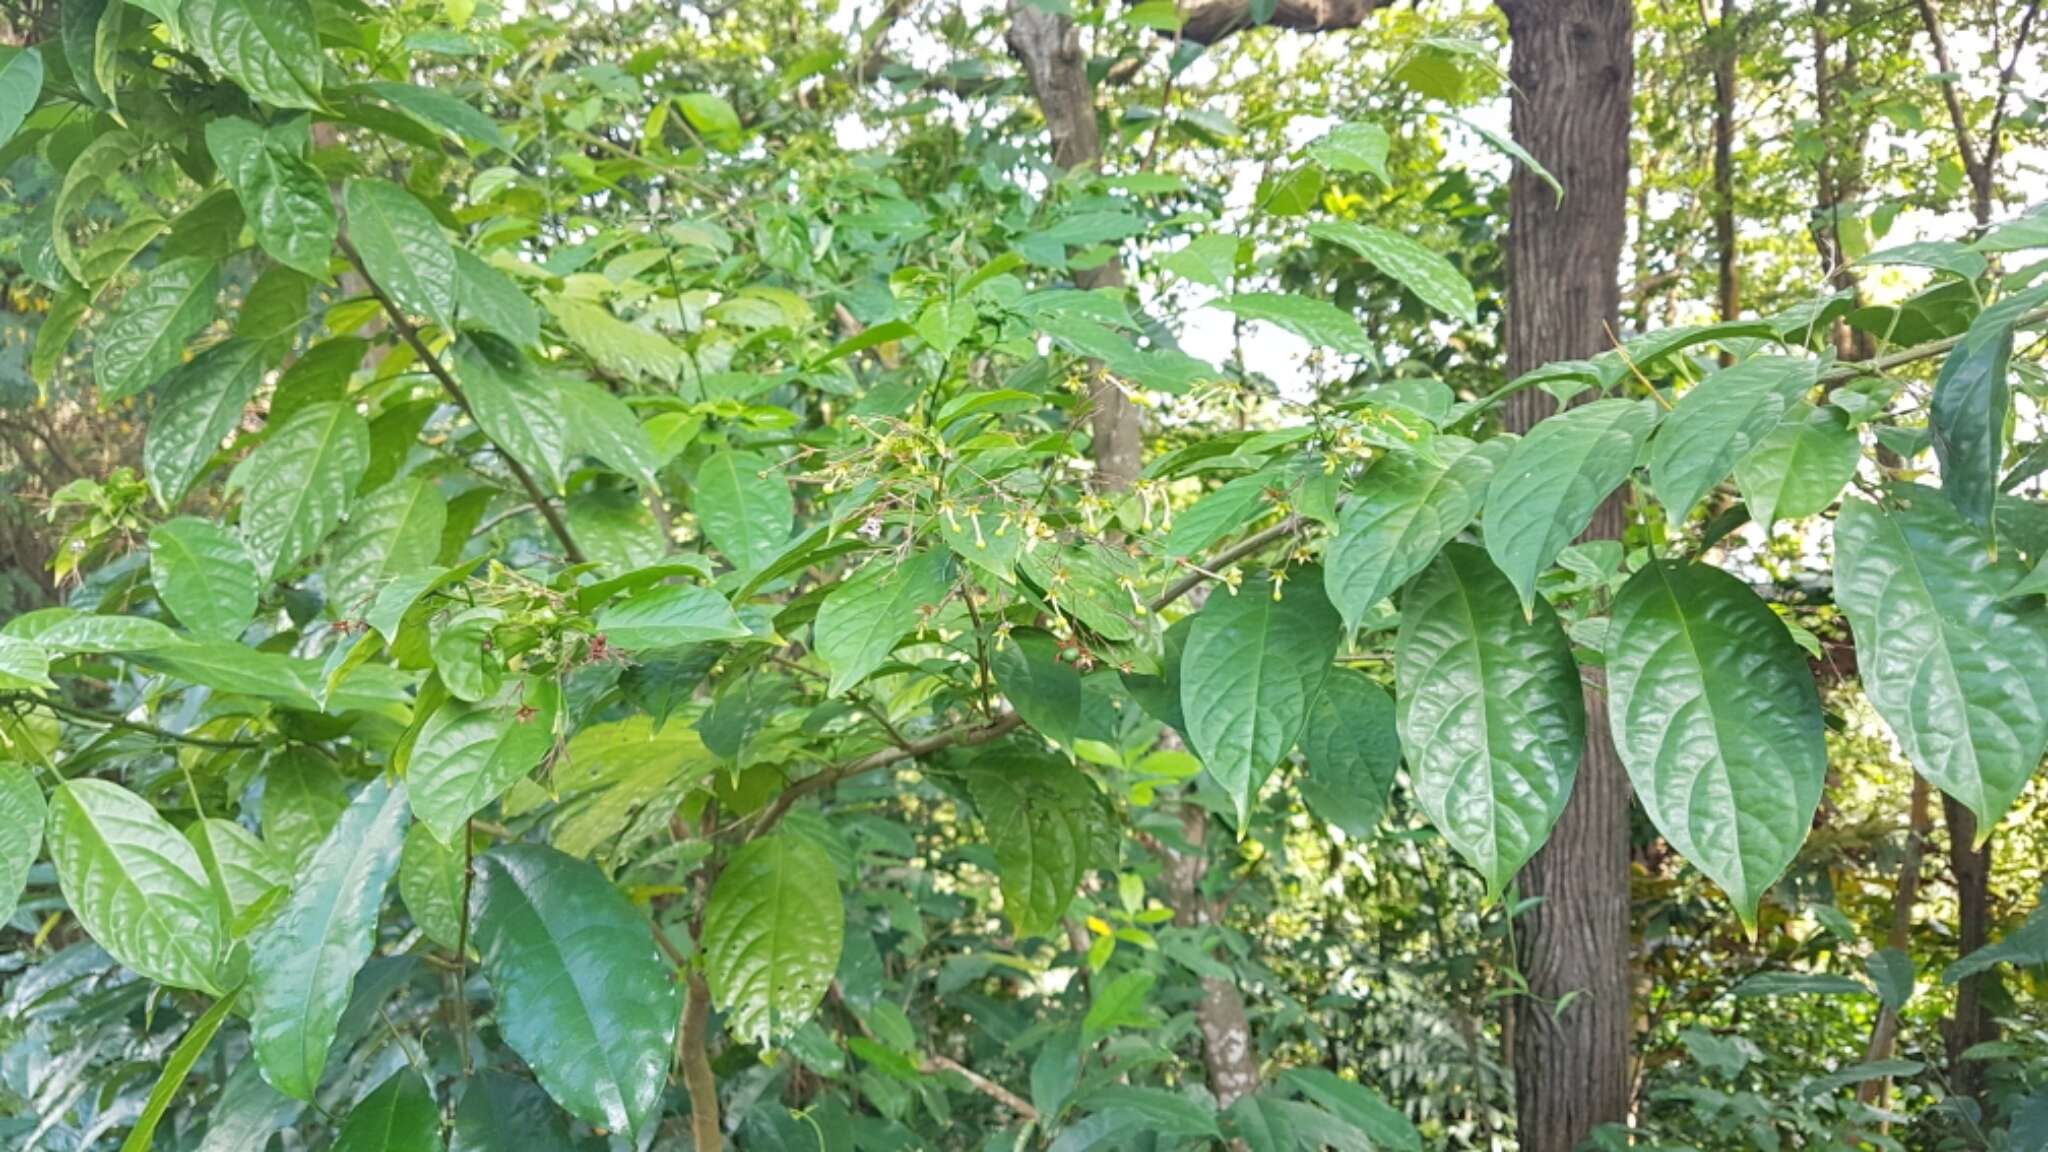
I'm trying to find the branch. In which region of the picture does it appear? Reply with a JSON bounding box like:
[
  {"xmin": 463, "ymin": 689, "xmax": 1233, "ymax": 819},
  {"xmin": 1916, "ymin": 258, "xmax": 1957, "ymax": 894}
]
[
  {"xmin": 1152, "ymin": 516, "xmax": 1305, "ymax": 610},
  {"xmin": 8, "ymin": 695, "xmax": 268, "ymax": 750},
  {"xmin": 337, "ymin": 238, "xmax": 587, "ymax": 564},
  {"xmin": 1175, "ymin": 0, "xmax": 1387, "ymax": 45}
]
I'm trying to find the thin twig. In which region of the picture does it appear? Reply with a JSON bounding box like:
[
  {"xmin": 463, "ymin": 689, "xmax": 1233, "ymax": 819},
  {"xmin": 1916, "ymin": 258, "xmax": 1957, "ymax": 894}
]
[{"xmin": 9, "ymin": 695, "xmax": 267, "ymax": 750}]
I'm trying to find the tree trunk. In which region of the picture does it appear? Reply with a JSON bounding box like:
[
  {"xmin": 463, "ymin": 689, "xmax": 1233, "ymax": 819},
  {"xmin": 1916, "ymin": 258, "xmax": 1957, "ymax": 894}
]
[
  {"xmin": 1941, "ymin": 796, "xmax": 1999, "ymax": 1103},
  {"xmin": 1710, "ymin": 0, "xmax": 1739, "ymax": 347},
  {"xmin": 1858, "ymin": 775, "xmax": 1930, "ymax": 1109},
  {"xmin": 1495, "ymin": 1, "xmax": 1636, "ymax": 1148},
  {"xmin": 1162, "ymin": 804, "xmax": 1262, "ymax": 1107}
]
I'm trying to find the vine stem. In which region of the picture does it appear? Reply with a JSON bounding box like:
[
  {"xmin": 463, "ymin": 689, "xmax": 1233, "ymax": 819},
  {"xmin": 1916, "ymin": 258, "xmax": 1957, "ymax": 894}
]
[
  {"xmin": 6, "ymin": 695, "xmax": 266, "ymax": 750},
  {"xmin": 336, "ymin": 237, "xmax": 587, "ymax": 564}
]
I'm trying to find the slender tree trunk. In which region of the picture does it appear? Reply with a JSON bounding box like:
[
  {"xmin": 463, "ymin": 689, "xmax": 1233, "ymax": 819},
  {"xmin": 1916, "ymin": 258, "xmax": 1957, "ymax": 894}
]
[
  {"xmin": 1942, "ymin": 796, "xmax": 1999, "ymax": 1103},
  {"xmin": 1710, "ymin": 0, "xmax": 1740, "ymax": 345},
  {"xmin": 1858, "ymin": 775, "xmax": 1931, "ymax": 1110},
  {"xmin": 1162, "ymin": 805, "xmax": 1262, "ymax": 1107},
  {"xmin": 1495, "ymin": 1, "xmax": 1636, "ymax": 1148}
]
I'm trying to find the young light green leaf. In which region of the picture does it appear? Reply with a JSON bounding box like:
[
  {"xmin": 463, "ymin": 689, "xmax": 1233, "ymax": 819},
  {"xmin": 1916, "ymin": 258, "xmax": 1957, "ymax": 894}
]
[
  {"xmin": 145, "ymin": 340, "xmax": 266, "ymax": 507},
  {"xmin": 1162, "ymin": 234, "xmax": 1241, "ymax": 289},
  {"xmin": 472, "ymin": 843, "xmax": 682, "ymax": 1141},
  {"xmin": 694, "ymin": 449, "xmax": 794, "ymax": 571},
  {"xmin": 814, "ymin": 549, "xmax": 953, "ymax": 696},
  {"xmin": 1733, "ymin": 402, "xmax": 1860, "ymax": 529},
  {"xmin": 1211, "ymin": 292, "xmax": 1373, "ymax": 358},
  {"xmin": 205, "ymin": 117, "xmax": 335, "ymax": 278},
  {"xmin": 0, "ymin": 47, "xmax": 42, "ymax": 152},
  {"xmin": 407, "ymin": 679, "xmax": 561, "ymax": 843},
  {"xmin": 1834, "ymin": 493, "xmax": 2048, "ymax": 832},
  {"xmin": 325, "ymin": 478, "xmax": 448, "ymax": 620},
  {"xmin": 0, "ymin": 635, "xmax": 54, "ymax": 691},
  {"xmin": 1307, "ymin": 220, "xmax": 1477, "ymax": 324},
  {"xmin": 1299, "ymin": 667, "xmax": 1400, "ymax": 841},
  {"xmin": 121, "ymin": 989, "xmax": 243, "ymax": 1152},
  {"xmin": 0, "ymin": 763, "xmax": 45, "ymax": 926},
  {"xmin": 96, "ymin": 257, "xmax": 219, "ymax": 401},
  {"xmin": 248, "ymin": 777, "xmax": 409, "ymax": 1100},
  {"xmin": 150, "ymin": 517, "xmax": 259, "ymax": 640},
  {"xmin": 704, "ymin": 833, "xmax": 845, "ymax": 1046},
  {"xmin": 397, "ymin": 822, "xmax": 468, "ymax": 954},
  {"xmin": 344, "ymin": 179, "xmax": 455, "ymax": 330},
  {"xmin": 544, "ymin": 297, "xmax": 684, "ymax": 384},
  {"xmin": 1326, "ymin": 437, "xmax": 1503, "ymax": 636},
  {"xmin": 1181, "ymin": 570, "xmax": 1342, "ymax": 823},
  {"xmin": 967, "ymin": 750, "xmax": 1097, "ymax": 937},
  {"xmin": 46, "ymin": 779, "xmax": 226, "ymax": 992},
  {"xmin": 331, "ymin": 1070, "xmax": 442, "ymax": 1152},
  {"xmin": 1606, "ymin": 561, "xmax": 1826, "ymax": 930},
  {"xmin": 1305, "ymin": 121, "xmax": 1390, "ymax": 181},
  {"xmin": 187, "ymin": 817, "xmax": 288, "ymax": 937},
  {"xmin": 1395, "ymin": 545, "xmax": 1583, "ymax": 897},
  {"xmin": 1649, "ymin": 356, "xmax": 1819, "ymax": 526},
  {"xmin": 993, "ymin": 627, "xmax": 1083, "ymax": 749},
  {"xmin": 1930, "ymin": 285, "xmax": 2048, "ymax": 533},
  {"xmin": 231, "ymin": 401, "xmax": 370, "ymax": 579},
  {"xmin": 1484, "ymin": 398, "xmax": 1655, "ymax": 614},
  {"xmin": 185, "ymin": 0, "xmax": 325, "ymax": 109},
  {"xmin": 596, "ymin": 584, "xmax": 749, "ymax": 651}
]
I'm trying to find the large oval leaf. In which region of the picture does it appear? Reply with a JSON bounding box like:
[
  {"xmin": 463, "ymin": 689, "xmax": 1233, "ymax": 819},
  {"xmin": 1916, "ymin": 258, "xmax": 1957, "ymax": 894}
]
[
  {"xmin": 993, "ymin": 627, "xmax": 1084, "ymax": 749},
  {"xmin": 145, "ymin": 340, "xmax": 266, "ymax": 507},
  {"xmin": 1181, "ymin": 569, "xmax": 1342, "ymax": 823},
  {"xmin": 150, "ymin": 517, "xmax": 260, "ymax": 640},
  {"xmin": 454, "ymin": 336, "xmax": 569, "ymax": 488},
  {"xmin": 1394, "ymin": 545, "xmax": 1582, "ymax": 897},
  {"xmin": 185, "ymin": 0, "xmax": 324, "ymax": 109},
  {"xmin": 324, "ymin": 478, "xmax": 447, "ymax": 619},
  {"xmin": 966, "ymin": 750, "xmax": 1097, "ymax": 938},
  {"xmin": 97, "ymin": 257, "xmax": 219, "ymax": 402},
  {"xmin": 1305, "ymin": 220, "xmax": 1476, "ymax": 324},
  {"xmin": 407, "ymin": 679, "xmax": 560, "ymax": 843},
  {"xmin": 1484, "ymin": 398, "xmax": 1655, "ymax": 614},
  {"xmin": 1732, "ymin": 402, "xmax": 1860, "ymax": 529},
  {"xmin": 331, "ymin": 1070, "xmax": 442, "ymax": 1152},
  {"xmin": 471, "ymin": 843, "xmax": 681, "ymax": 1141},
  {"xmin": 814, "ymin": 548, "xmax": 953, "ymax": 696},
  {"xmin": 46, "ymin": 779, "xmax": 226, "ymax": 992},
  {"xmin": 596, "ymin": 583, "xmax": 749, "ymax": 651},
  {"xmin": 703, "ymin": 832, "xmax": 844, "ymax": 1046},
  {"xmin": 1325, "ymin": 437, "xmax": 1502, "ymax": 636},
  {"xmin": 694, "ymin": 449, "xmax": 793, "ymax": 570},
  {"xmin": 397, "ymin": 822, "xmax": 468, "ymax": 954},
  {"xmin": 0, "ymin": 763, "xmax": 45, "ymax": 926},
  {"xmin": 1648, "ymin": 357, "xmax": 1818, "ymax": 525},
  {"xmin": 0, "ymin": 47, "xmax": 42, "ymax": 152},
  {"xmin": 1834, "ymin": 492, "xmax": 2048, "ymax": 830},
  {"xmin": 1930, "ymin": 285, "xmax": 2048, "ymax": 532},
  {"xmin": 1606, "ymin": 560, "xmax": 1826, "ymax": 929},
  {"xmin": 187, "ymin": 816, "xmax": 288, "ymax": 937},
  {"xmin": 204, "ymin": 116, "xmax": 335, "ymax": 278},
  {"xmin": 248, "ymin": 776, "xmax": 410, "ymax": 1100},
  {"xmin": 1299, "ymin": 666, "xmax": 1400, "ymax": 840},
  {"xmin": 231, "ymin": 401, "xmax": 370, "ymax": 579},
  {"xmin": 345, "ymin": 179, "xmax": 456, "ymax": 329}
]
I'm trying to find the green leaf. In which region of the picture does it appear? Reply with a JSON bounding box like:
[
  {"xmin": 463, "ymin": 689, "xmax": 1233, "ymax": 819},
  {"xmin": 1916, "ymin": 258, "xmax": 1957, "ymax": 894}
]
[
  {"xmin": 205, "ymin": 117, "xmax": 335, "ymax": 278},
  {"xmin": 694, "ymin": 449, "xmax": 794, "ymax": 570},
  {"xmin": 1306, "ymin": 220, "xmax": 1477, "ymax": 324},
  {"xmin": 1649, "ymin": 357, "xmax": 1819, "ymax": 526},
  {"xmin": 407, "ymin": 679, "xmax": 561, "ymax": 843},
  {"xmin": 1181, "ymin": 570, "xmax": 1342, "ymax": 823},
  {"xmin": 1299, "ymin": 667, "xmax": 1399, "ymax": 840},
  {"xmin": 1834, "ymin": 493, "xmax": 2048, "ymax": 831},
  {"xmin": 814, "ymin": 549, "xmax": 953, "ymax": 696},
  {"xmin": 993, "ymin": 627, "xmax": 1083, "ymax": 749},
  {"xmin": 560, "ymin": 376, "xmax": 661, "ymax": 484},
  {"xmin": 1868, "ymin": 948, "xmax": 1915, "ymax": 1010},
  {"xmin": 596, "ymin": 583, "xmax": 749, "ymax": 651},
  {"xmin": 344, "ymin": 179, "xmax": 455, "ymax": 330},
  {"xmin": 0, "ymin": 47, "xmax": 45, "ymax": 152},
  {"xmin": 0, "ymin": 763, "xmax": 45, "ymax": 926},
  {"xmin": 96, "ymin": 257, "xmax": 220, "ymax": 401},
  {"xmin": 1279, "ymin": 1069, "xmax": 1422, "ymax": 1152},
  {"xmin": 1212, "ymin": 292, "xmax": 1373, "ymax": 357},
  {"xmin": 1162, "ymin": 234, "xmax": 1241, "ymax": 289},
  {"xmin": 544, "ymin": 297, "xmax": 683, "ymax": 384},
  {"xmin": 703, "ymin": 832, "xmax": 845, "ymax": 1045},
  {"xmin": 1037, "ymin": 313, "xmax": 1213, "ymax": 395},
  {"xmin": 365, "ymin": 81, "xmax": 510, "ymax": 151},
  {"xmin": 46, "ymin": 779, "xmax": 226, "ymax": 992},
  {"xmin": 150, "ymin": 517, "xmax": 259, "ymax": 639},
  {"xmin": 121, "ymin": 989, "xmax": 243, "ymax": 1152},
  {"xmin": 198, "ymin": 1061, "xmax": 304, "ymax": 1152},
  {"xmin": 326, "ymin": 478, "xmax": 448, "ymax": 620},
  {"xmin": 260, "ymin": 752, "xmax": 348, "ymax": 866},
  {"xmin": 454, "ymin": 336, "xmax": 568, "ymax": 488},
  {"xmin": 454, "ymin": 250, "xmax": 540, "ymax": 349},
  {"xmin": 231, "ymin": 401, "xmax": 370, "ymax": 579},
  {"xmin": 1606, "ymin": 561, "xmax": 1827, "ymax": 929},
  {"xmin": 248, "ymin": 777, "xmax": 410, "ymax": 1100},
  {"xmin": 449, "ymin": 1070, "xmax": 577, "ymax": 1152},
  {"xmin": 1930, "ymin": 285, "xmax": 2048, "ymax": 532},
  {"xmin": 1448, "ymin": 111, "xmax": 1563, "ymax": 203},
  {"xmin": 188, "ymin": 817, "xmax": 288, "ymax": 937},
  {"xmin": 966, "ymin": 750, "xmax": 1097, "ymax": 937},
  {"xmin": 1305, "ymin": 121, "xmax": 1390, "ymax": 181},
  {"xmin": 0, "ymin": 635, "xmax": 54, "ymax": 691},
  {"xmin": 331, "ymin": 1070, "xmax": 442, "ymax": 1152},
  {"xmin": 146, "ymin": 340, "xmax": 266, "ymax": 507},
  {"xmin": 1325, "ymin": 437, "xmax": 1503, "ymax": 636},
  {"xmin": 6, "ymin": 608, "xmax": 179, "ymax": 654},
  {"xmin": 472, "ymin": 843, "xmax": 682, "ymax": 1140},
  {"xmin": 1082, "ymin": 969, "xmax": 1157, "ymax": 1044},
  {"xmin": 1484, "ymin": 399, "xmax": 1655, "ymax": 615},
  {"xmin": 398, "ymin": 822, "xmax": 468, "ymax": 953},
  {"xmin": 1943, "ymin": 901, "xmax": 2048, "ymax": 983},
  {"xmin": 1732, "ymin": 971, "xmax": 1872, "ymax": 998},
  {"xmin": 185, "ymin": 0, "xmax": 324, "ymax": 109},
  {"xmin": 1164, "ymin": 473, "xmax": 1273, "ymax": 560},
  {"xmin": 1395, "ymin": 545, "xmax": 1583, "ymax": 897},
  {"xmin": 677, "ymin": 91, "xmax": 743, "ymax": 150},
  {"xmin": 1733, "ymin": 402, "xmax": 1861, "ymax": 529}
]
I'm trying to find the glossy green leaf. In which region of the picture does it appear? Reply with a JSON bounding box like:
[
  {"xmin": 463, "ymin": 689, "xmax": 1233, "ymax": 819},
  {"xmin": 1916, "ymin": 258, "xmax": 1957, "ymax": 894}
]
[
  {"xmin": 454, "ymin": 249, "xmax": 540, "ymax": 349},
  {"xmin": 703, "ymin": 832, "xmax": 845, "ymax": 1045},
  {"xmin": 455, "ymin": 336, "xmax": 568, "ymax": 488},
  {"xmin": 1734, "ymin": 402, "xmax": 1861, "ymax": 529},
  {"xmin": 967, "ymin": 750, "xmax": 1097, "ymax": 937},
  {"xmin": 1930, "ymin": 285, "xmax": 2048, "ymax": 532},
  {"xmin": 993, "ymin": 627, "xmax": 1083, "ymax": 749},
  {"xmin": 407, "ymin": 679, "xmax": 561, "ymax": 843},
  {"xmin": 345, "ymin": 179, "xmax": 456, "ymax": 329},
  {"xmin": 398, "ymin": 822, "xmax": 468, "ymax": 953},
  {"xmin": 596, "ymin": 583, "xmax": 749, "ymax": 651},
  {"xmin": 694, "ymin": 449, "xmax": 794, "ymax": 570},
  {"xmin": 1606, "ymin": 561, "xmax": 1826, "ymax": 929},
  {"xmin": 1326, "ymin": 437, "xmax": 1503, "ymax": 636},
  {"xmin": 231, "ymin": 401, "xmax": 370, "ymax": 579},
  {"xmin": 0, "ymin": 763, "xmax": 45, "ymax": 926},
  {"xmin": 366, "ymin": 81, "xmax": 510, "ymax": 151},
  {"xmin": 0, "ymin": 635, "xmax": 53, "ymax": 691},
  {"xmin": 188, "ymin": 817, "xmax": 288, "ymax": 937},
  {"xmin": 331, "ymin": 1070, "xmax": 442, "ymax": 1152},
  {"xmin": 1212, "ymin": 292, "xmax": 1373, "ymax": 358},
  {"xmin": 326, "ymin": 478, "xmax": 448, "ymax": 620},
  {"xmin": 1162, "ymin": 234, "xmax": 1241, "ymax": 289},
  {"xmin": 449, "ymin": 1070, "xmax": 577, "ymax": 1152},
  {"xmin": 46, "ymin": 779, "xmax": 226, "ymax": 992},
  {"xmin": 1305, "ymin": 121, "xmax": 1390, "ymax": 181},
  {"xmin": 814, "ymin": 548, "xmax": 953, "ymax": 696},
  {"xmin": 185, "ymin": 0, "xmax": 324, "ymax": 109},
  {"xmin": 472, "ymin": 843, "xmax": 681, "ymax": 1140},
  {"xmin": 145, "ymin": 340, "xmax": 266, "ymax": 507},
  {"xmin": 150, "ymin": 517, "xmax": 259, "ymax": 639},
  {"xmin": 1649, "ymin": 356, "xmax": 1818, "ymax": 525},
  {"xmin": 1484, "ymin": 398, "xmax": 1655, "ymax": 614},
  {"xmin": 97, "ymin": 257, "xmax": 219, "ymax": 401},
  {"xmin": 1181, "ymin": 570, "xmax": 1342, "ymax": 823},
  {"xmin": 1834, "ymin": 493, "xmax": 2048, "ymax": 831},
  {"xmin": 205, "ymin": 117, "xmax": 335, "ymax": 278},
  {"xmin": 121, "ymin": 989, "xmax": 242, "ymax": 1152},
  {"xmin": 543, "ymin": 296, "xmax": 683, "ymax": 384},
  {"xmin": 1299, "ymin": 667, "xmax": 1400, "ymax": 840},
  {"xmin": 0, "ymin": 47, "xmax": 42, "ymax": 152},
  {"xmin": 1395, "ymin": 545, "xmax": 1582, "ymax": 897},
  {"xmin": 248, "ymin": 776, "xmax": 410, "ymax": 1100},
  {"xmin": 1306, "ymin": 220, "xmax": 1476, "ymax": 324}
]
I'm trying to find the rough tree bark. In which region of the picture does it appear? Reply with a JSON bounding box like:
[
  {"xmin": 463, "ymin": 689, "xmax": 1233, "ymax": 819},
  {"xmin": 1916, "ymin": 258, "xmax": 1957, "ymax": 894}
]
[{"xmin": 1495, "ymin": 1, "xmax": 1637, "ymax": 1148}]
